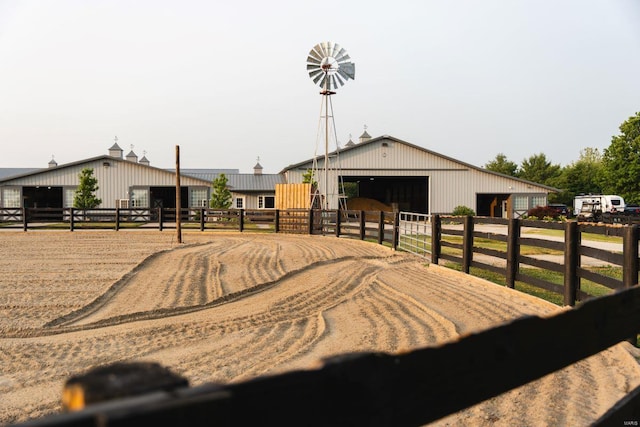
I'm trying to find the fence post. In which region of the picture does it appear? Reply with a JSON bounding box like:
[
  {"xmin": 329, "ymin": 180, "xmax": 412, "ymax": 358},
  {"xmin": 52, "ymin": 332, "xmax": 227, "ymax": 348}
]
[
  {"xmin": 200, "ymin": 208, "xmax": 205, "ymax": 231},
  {"xmin": 623, "ymin": 224, "xmax": 639, "ymax": 345},
  {"xmin": 506, "ymin": 218, "xmax": 520, "ymax": 289},
  {"xmin": 158, "ymin": 208, "xmax": 163, "ymax": 231},
  {"xmin": 563, "ymin": 221, "xmax": 579, "ymax": 306},
  {"xmin": 392, "ymin": 211, "xmax": 400, "ymax": 250},
  {"xmin": 308, "ymin": 210, "xmax": 314, "ymax": 235},
  {"xmin": 431, "ymin": 214, "xmax": 441, "ymax": 264},
  {"xmin": 462, "ymin": 215, "xmax": 474, "ymax": 274},
  {"xmin": 115, "ymin": 207, "xmax": 120, "ymax": 231},
  {"xmin": 239, "ymin": 209, "xmax": 244, "ymax": 232},
  {"xmin": 69, "ymin": 208, "xmax": 75, "ymax": 232},
  {"xmin": 335, "ymin": 209, "xmax": 341, "ymax": 237},
  {"xmin": 623, "ymin": 225, "xmax": 639, "ymax": 288},
  {"xmin": 274, "ymin": 210, "xmax": 280, "ymax": 233},
  {"xmin": 359, "ymin": 210, "xmax": 366, "ymax": 240},
  {"xmin": 377, "ymin": 211, "xmax": 384, "ymax": 244},
  {"xmin": 22, "ymin": 208, "xmax": 28, "ymax": 231}
]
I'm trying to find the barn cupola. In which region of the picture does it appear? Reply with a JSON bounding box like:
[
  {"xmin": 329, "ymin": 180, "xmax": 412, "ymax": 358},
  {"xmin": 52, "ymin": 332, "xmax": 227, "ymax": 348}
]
[
  {"xmin": 48, "ymin": 156, "xmax": 57, "ymax": 168},
  {"xmin": 139, "ymin": 151, "xmax": 150, "ymax": 166},
  {"xmin": 253, "ymin": 158, "xmax": 263, "ymax": 175},
  {"xmin": 109, "ymin": 137, "xmax": 123, "ymax": 159},
  {"xmin": 345, "ymin": 134, "xmax": 355, "ymax": 147},
  {"xmin": 359, "ymin": 126, "xmax": 371, "ymax": 143},
  {"xmin": 125, "ymin": 145, "xmax": 138, "ymax": 163}
]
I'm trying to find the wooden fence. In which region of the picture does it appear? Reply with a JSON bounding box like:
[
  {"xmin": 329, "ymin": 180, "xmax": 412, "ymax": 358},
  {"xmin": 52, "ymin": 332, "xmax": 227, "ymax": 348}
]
[
  {"xmin": 429, "ymin": 215, "xmax": 639, "ymax": 307},
  {"xmin": 4, "ymin": 211, "xmax": 640, "ymax": 426},
  {"xmin": 0, "ymin": 208, "xmax": 400, "ymax": 247}
]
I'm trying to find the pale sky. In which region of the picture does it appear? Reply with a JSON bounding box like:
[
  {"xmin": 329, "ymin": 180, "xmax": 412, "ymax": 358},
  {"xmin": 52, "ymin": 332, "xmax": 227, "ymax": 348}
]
[{"xmin": 1, "ymin": 0, "xmax": 639, "ymax": 173}]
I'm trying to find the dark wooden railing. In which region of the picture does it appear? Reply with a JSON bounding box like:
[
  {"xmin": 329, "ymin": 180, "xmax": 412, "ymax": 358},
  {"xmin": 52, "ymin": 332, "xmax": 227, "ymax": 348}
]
[{"xmin": 431, "ymin": 215, "xmax": 639, "ymax": 307}]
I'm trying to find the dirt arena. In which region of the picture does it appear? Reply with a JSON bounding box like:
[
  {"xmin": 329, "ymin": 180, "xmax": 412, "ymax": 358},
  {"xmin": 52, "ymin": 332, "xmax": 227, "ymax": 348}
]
[{"xmin": 1, "ymin": 230, "xmax": 639, "ymax": 426}]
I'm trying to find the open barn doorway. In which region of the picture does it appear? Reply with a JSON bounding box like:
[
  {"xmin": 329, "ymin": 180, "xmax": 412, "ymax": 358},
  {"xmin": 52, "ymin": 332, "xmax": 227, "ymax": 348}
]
[
  {"xmin": 477, "ymin": 194, "xmax": 510, "ymax": 218},
  {"xmin": 150, "ymin": 186, "xmax": 189, "ymax": 220},
  {"xmin": 341, "ymin": 176, "xmax": 428, "ymax": 213},
  {"xmin": 22, "ymin": 186, "xmax": 63, "ymax": 209}
]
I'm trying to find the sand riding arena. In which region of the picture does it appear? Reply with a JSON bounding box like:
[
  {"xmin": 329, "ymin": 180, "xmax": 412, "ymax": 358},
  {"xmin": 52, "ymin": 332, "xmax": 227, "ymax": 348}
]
[{"xmin": 1, "ymin": 230, "xmax": 639, "ymax": 426}]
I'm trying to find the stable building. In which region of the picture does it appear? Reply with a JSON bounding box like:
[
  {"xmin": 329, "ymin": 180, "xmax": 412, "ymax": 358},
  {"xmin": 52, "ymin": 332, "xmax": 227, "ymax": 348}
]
[
  {"xmin": 281, "ymin": 134, "xmax": 557, "ymax": 218},
  {"xmin": 0, "ymin": 143, "xmax": 283, "ymax": 212},
  {"xmin": 1, "ymin": 134, "xmax": 556, "ymax": 219}
]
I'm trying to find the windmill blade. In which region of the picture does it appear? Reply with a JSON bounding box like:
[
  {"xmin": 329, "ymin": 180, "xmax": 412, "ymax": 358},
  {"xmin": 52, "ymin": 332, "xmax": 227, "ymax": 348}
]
[
  {"xmin": 334, "ymin": 73, "xmax": 345, "ymax": 87},
  {"xmin": 313, "ymin": 72, "xmax": 325, "ymax": 85},
  {"xmin": 321, "ymin": 41, "xmax": 331, "ymax": 57},
  {"xmin": 330, "ymin": 75, "xmax": 339, "ymax": 90},
  {"xmin": 336, "ymin": 68, "xmax": 350, "ymax": 82},
  {"xmin": 309, "ymin": 68, "xmax": 324, "ymax": 80},
  {"xmin": 328, "ymin": 42, "xmax": 339, "ymax": 59},
  {"xmin": 306, "ymin": 55, "xmax": 321, "ymax": 66},
  {"xmin": 334, "ymin": 48, "xmax": 348, "ymax": 62},
  {"xmin": 316, "ymin": 43, "xmax": 328, "ymax": 58},
  {"xmin": 308, "ymin": 49, "xmax": 323, "ymax": 64},
  {"xmin": 307, "ymin": 63, "xmax": 321, "ymax": 71}
]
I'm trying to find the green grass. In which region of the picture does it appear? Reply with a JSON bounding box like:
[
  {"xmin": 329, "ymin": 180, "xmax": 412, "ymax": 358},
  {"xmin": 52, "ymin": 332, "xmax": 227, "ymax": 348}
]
[{"xmin": 443, "ymin": 262, "xmax": 621, "ymax": 307}]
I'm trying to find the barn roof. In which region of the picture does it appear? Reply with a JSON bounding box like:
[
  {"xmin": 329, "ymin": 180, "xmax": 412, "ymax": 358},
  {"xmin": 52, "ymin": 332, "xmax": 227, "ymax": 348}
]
[
  {"xmin": 0, "ymin": 168, "xmax": 41, "ymax": 180},
  {"xmin": 280, "ymin": 134, "xmax": 559, "ymax": 192}
]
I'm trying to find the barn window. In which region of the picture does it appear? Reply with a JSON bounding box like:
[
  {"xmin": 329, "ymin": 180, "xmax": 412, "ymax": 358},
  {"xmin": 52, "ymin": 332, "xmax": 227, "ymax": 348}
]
[
  {"xmin": 235, "ymin": 197, "xmax": 245, "ymax": 209},
  {"xmin": 2, "ymin": 188, "xmax": 20, "ymax": 208},
  {"xmin": 531, "ymin": 195, "xmax": 546, "ymax": 208},
  {"xmin": 190, "ymin": 188, "xmax": 208, "ymax": 208},
  {"xmin": 258, "ymin": 195, "xmax": 275, "ymax": 209},
  {"xmin": 64, "ymin": 188, "xmax": 75, "ymax": 208},
  {"xmin": 514, "ymin": 196, "xmax": 528, "ymax": 211},
  {"xmin": 130, "ymin": 188, "xmax": 149, "ymax": 208}
]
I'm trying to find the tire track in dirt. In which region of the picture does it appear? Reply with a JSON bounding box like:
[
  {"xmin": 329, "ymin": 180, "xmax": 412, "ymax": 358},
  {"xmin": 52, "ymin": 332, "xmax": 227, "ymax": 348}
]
[{"xmin": 363, "ymin": 280, "xmax": 459, "ymax": 350}]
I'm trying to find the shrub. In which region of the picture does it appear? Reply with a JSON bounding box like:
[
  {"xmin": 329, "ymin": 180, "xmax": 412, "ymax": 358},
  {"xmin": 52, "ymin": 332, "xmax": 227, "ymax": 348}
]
[
  {"xmin": 452, "ymin": 205, "xmax": 476, "ymax": 216},
  {"xmin": 526, "ymin": 205, "xmax": 565, "ymax": 220}
]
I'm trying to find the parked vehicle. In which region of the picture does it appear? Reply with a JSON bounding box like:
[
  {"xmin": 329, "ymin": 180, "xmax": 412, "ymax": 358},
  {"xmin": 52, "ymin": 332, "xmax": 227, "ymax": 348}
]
[
  {"xmin": 546, "ymin": 203, "xmax": 569, "ymax": 216},
  {"xmin": 574, "ymin": 194, "xmax": 625, "ymax": 222},
  {"xmin": 623, "ymin": 204, "xmax": 640, "ymax": 215}
]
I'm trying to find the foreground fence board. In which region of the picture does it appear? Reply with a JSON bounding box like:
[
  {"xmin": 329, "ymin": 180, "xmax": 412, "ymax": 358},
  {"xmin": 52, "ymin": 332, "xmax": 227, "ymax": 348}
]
[{"xmin": 14, "ymin": 285, "xmax": 640, "ymax": 427}]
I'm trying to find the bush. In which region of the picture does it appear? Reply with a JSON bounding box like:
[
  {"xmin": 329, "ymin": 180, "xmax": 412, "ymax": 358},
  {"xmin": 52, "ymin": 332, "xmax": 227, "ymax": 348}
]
[
  {"xmin": 526, "ymin": 205, "xmax": 565, "ymax": 221},
  {"xmin": 452, "ymin": 205, "xmax": 476, "ymax": 216}
]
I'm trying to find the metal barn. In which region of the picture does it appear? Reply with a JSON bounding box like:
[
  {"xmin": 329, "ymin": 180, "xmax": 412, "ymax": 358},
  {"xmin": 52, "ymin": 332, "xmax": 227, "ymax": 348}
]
[{"xmin": 281, "ymin": 134, "xmax": 557, "ymax": 218}]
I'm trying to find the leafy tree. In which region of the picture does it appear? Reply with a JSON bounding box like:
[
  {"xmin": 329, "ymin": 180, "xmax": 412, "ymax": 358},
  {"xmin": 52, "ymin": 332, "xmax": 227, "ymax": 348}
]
[
  {"xmin": 518, "ymin": 153, "xmax": 561, "ymax": 186},
  {"xmin": 302, "ymin": 168, "xmax": 317, "ymax": 186},
  {"xmin": 210, "ymin": 173, "xmax": 232, "ymax": 209},
  {"xmin": 552, "ymin": 148, "xmax": 603, "ymax": 204},
  {"xmin": 484, "ymin": 153, "xmax": 518, "ymax": 176},
  {"xmin": 601, "ymin": 112, "xmax": 640, "ymax": 203},
  {"xmin": 73, "ymin": 168, "xmax": 102, "ymax": 209}
]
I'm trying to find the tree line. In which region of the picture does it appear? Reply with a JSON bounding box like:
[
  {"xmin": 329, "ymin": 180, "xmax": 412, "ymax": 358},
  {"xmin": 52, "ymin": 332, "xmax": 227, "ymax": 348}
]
[{"xmin": 484, "ymin": 112, "xmax": 640, "ymax": 205}]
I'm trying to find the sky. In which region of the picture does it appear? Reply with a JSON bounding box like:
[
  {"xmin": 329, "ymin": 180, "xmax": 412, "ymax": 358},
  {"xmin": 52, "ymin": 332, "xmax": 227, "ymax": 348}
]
[{"xmin": 1, "ymin": 0, "xmax": 639, "ymax": 174}]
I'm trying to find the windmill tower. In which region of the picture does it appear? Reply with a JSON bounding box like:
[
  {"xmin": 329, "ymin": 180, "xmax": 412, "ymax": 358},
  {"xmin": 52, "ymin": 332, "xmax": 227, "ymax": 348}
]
[{"xmin": 306, "ymin": 41, "xmax": 355, "ymax": 209}]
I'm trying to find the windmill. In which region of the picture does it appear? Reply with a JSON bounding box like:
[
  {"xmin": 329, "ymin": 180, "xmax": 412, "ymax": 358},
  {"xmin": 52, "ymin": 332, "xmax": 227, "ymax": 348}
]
[{"xmin": 306, "ymin": 41, "xmax": 355, "ymax": 210}]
